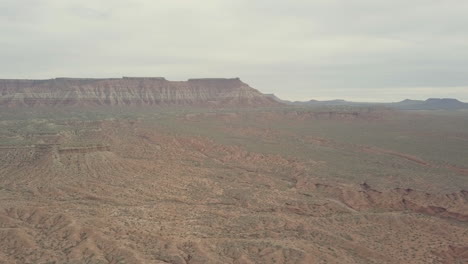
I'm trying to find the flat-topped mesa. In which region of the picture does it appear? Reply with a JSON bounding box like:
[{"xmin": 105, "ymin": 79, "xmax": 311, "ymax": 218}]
[
  {"xmin": 122, "ymin": 77, "xmax": 167, "ymax": 80},
  {"xmin": 0, "ymin": 77, "xmax": 281, "ymax": 107},
  {"xmin": 188, "ymin": 77, "xmax": 240, "ymax": 81},
  {"xmin": 55, "ymin": 77, "xmax": 118, "ymax": 80}
]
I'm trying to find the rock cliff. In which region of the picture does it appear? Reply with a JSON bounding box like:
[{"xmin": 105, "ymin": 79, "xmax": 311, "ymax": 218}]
[{"xmin": 0, "ymin": 77, "xmax": 281, "ymax": 107}]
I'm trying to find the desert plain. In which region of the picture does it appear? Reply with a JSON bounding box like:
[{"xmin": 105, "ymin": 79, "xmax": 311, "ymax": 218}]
[{"xmin": 0, "ymin": 78, "xmax": 467, "ymax": 263}]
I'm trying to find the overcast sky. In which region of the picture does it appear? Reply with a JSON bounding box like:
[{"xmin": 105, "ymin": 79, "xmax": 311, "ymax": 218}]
[{"xmin": 1, "ymin": 0, "xmax": 468, "ymax": 101}]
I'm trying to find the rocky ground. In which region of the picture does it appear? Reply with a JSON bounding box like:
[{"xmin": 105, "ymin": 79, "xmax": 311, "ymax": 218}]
[{"xmin": 0, "ymin": 109, "xmax": 467, "ymax": 263}]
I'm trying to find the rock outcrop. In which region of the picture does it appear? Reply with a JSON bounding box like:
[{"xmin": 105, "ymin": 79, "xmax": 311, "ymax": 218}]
[{"xmin": 0, "ymin": 77, "xmax": 281, "ymax": 107}]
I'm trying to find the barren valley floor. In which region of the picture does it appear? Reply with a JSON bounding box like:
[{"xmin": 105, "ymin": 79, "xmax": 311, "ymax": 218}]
[{"xmin": 0, "ymin": 107, "xmax": 467, "ymax": 264}]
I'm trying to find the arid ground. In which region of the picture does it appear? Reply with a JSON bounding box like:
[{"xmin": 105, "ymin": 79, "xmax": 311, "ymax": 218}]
[{"xmin": 0, "ymin": 107, "xmax": 467, "ymax": 264}]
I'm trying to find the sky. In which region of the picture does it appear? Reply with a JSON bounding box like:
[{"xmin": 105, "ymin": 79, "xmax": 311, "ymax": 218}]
[{"xmin": 1, "ymin": 0, "xmax": 468, "ymax": 102}]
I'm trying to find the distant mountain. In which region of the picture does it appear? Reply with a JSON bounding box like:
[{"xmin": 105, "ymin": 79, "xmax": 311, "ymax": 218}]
[
  {"xmin": 0, "ymin": 77, "xmax": 282, "ymax": 107},
  {"xmin": 280, "ymin": 97, "xmax": 468, "ymax": 110},
  {"xmin": 391, "ymin": 98, "xmax": 468, "ymax": 110},
  {"xmin": 295, "ymin": 99, "xmax": 363, "ymax": 106},
  {"xmin": 280, "ymin": 99, "xmax": 371, "ymax": 107}
]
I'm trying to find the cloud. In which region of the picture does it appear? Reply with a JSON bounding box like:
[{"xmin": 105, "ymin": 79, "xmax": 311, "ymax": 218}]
[
  {"xmin": 1, "ymin": 0, "xmax": 468, "ymax": 101},
  {"xmin": 68, "ymin": 6, "xmax": 109, "ymax": 19}
]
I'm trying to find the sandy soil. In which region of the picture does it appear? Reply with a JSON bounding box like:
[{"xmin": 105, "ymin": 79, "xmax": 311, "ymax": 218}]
[{"xmin": 0, "ymin": 114, "xmax": 467, "ymax": 264}]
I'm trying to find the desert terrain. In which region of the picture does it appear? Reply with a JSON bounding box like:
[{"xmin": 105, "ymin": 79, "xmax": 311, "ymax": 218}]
[{"xmin": 0, "ymin": 79, "xmax": 467, "ymax": 263}]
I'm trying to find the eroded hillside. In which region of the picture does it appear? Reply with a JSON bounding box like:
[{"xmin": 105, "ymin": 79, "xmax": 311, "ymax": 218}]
[
  {"xmin": 0, "ymin": 109, "xmax": 467, "ymax": 264},
  {"xmin": 0, "ymin": 78, "xmax": 279, "ymax": 107}
]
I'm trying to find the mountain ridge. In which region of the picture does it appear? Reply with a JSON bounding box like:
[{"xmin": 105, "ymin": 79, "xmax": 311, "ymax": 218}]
[
  {"xmin": 278, "ymin": 97, "xmax": 468, "ymax": 110},
  {"xmin": 0, "ymin": 77, "xmax": 280, "ymax": 107}
]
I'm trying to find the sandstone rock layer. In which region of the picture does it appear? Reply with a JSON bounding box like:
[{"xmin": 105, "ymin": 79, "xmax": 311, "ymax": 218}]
[{"xmin": 0, "ymin": 77, "xmax": 280, "ymax": 107}]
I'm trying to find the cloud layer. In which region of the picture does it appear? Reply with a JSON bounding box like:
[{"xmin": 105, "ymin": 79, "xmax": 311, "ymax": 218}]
[{"xmin": 1, "ymin": 0, "xmax": 468, "ymax": 101}]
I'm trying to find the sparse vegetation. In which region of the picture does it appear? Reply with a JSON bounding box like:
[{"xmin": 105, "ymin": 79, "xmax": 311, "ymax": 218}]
[{"xmin": 0, "ymin": 107, "xmax": 467, "ymax": 263}]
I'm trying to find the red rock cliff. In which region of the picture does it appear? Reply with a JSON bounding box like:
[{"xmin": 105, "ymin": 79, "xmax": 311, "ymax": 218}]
[{"xmin": 0, "ymin": 77, "xmax": 281, "ymax": 107}]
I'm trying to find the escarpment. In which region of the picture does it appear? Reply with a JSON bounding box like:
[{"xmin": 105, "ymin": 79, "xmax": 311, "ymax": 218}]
[{"xmin": 0, "ymin": 77, "xmax": 281, "ymax": 107}]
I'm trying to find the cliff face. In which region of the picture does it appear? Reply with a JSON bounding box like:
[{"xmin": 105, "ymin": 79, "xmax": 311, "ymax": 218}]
[{"xmin": 0, "ymin": 77, "xmax": 281, "ymax": 107}]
